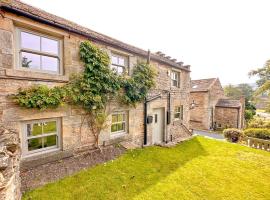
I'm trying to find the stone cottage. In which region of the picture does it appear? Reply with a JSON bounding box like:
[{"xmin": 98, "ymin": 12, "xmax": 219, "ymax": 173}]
[
  {"xmin": 190, "ymin": 78, "xmax": 245, "ymax": 130},
  {"xmin": 0, "ymin": 0, "xmax": 191, "ymax": 171}
]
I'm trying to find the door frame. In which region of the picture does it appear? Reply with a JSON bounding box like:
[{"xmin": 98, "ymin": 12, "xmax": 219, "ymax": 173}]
[{"xmin": 152, "ymin": 107, "xmax": 165, "ymax": 144}]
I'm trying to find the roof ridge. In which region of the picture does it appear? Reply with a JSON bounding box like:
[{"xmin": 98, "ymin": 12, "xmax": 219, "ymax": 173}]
[{"xmin": 1, "ymin": 0, "xmax": 190, "ymax": 71}]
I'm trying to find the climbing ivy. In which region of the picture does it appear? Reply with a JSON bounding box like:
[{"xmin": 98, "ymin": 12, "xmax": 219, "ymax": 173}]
[
  {"xmin": 13, "ymin": 41, "xmax": 156, "ymax": 147},
  {"xmin": 14, "ymin": 85, "xmax": 66, "ymax": 110},
  {"xmin": 122, "ymin": 62, "xmax": 156, "ymax": 105}
]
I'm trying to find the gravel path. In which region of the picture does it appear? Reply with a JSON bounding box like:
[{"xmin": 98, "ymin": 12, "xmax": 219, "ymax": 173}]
[
  {"xmin": 21, "ymin": 146, "xmax": 126, "ymax": 193},
  {"xmin": 193, "ymin": 130, "xmax": 224, "ymax": 140}
]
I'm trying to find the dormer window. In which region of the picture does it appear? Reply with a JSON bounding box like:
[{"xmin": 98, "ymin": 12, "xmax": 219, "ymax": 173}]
[
  {"xmin": 171, "ymin": 71, "xmax": 180, "ymax": 87},
  {"xmin": 17, "ymin": 29, "xmax": 62, "ymax": 74},
  {"xmin": 111, "ymin": 53, "xmax": 128, "ymax": 75}
]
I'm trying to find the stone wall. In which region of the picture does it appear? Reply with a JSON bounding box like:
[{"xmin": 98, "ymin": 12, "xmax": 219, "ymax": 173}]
[
  {"xmin": 214, "ymin": 107, "xmax": 239, "ymax": 129},
  {"xmin": 0, "ymin": 123, "xmax": 21, "ymax": 200},
  {"xmin": 190, "ymin": 92, "xmax": 209, "ymax": 130},
  {"xmin": 190, "ymin": 79, "xmax": 224, "ymax": 130},
  {"xmin": 0, "ymin": 11, "xmax": 191, "ymax": 168}
]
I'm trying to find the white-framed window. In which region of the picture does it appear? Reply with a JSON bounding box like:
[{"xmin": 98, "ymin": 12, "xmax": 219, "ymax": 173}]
[
  {"xmin": 111, "ymin": 112, "xmax": 127, "ymax": 134},
  {"xmin": 111, "ymin": 53, "xmax": 128, "ymax": 75},
  {"xmin": 171, "ymin": 71, "xmax": 180, "ymax": 87},
  {"xmin": 16, "ymin": 28, "xmax": 62, "ymax": 74},
  {"xmin": 22, "ymin": 118, "xmax": 61, "ymax": 156},
  {"xmin": 174, "ymin": 105, "xmax": 183, "ymax": 120}
]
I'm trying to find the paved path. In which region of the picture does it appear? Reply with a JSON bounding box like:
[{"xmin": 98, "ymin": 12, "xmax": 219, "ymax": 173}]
[{"xmin": 193, "ymin": 130, "xmax": 224, "ymax": 140}]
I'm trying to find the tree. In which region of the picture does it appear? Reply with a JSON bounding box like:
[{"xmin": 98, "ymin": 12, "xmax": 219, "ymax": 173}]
[
  {"xmin": 224, "ymin": 84, "xmax": 242, "ymax": 99},
  {"xmin": 249, "ymin": 60, "xmax": 270, "ymax": 86},
  {"xmin": 224, "ymin": 83, "xmax": 256, "ymax": 121},
  {"xmin": 249, "ymin": 59, "xmax": 270, "ymax": 111},
  {"xmin": 249, "ymin": 59, "xmax": 270, "ymax": 95}
]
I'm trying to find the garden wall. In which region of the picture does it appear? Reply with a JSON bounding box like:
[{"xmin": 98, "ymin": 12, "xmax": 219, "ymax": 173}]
[{"xmin": 0, "ymin": 123, "xmax": 21, "ymax": 200}]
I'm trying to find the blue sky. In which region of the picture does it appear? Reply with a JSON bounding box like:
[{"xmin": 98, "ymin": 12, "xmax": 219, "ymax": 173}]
[{"xmin": 23, "ymin": 0, "xmax": 270, "ymax": 85}]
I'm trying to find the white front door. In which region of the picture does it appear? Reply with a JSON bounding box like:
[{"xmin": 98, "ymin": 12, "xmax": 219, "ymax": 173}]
[{"xmin": 152, "ymin": 108, "xmax": 165, "ymax": 144}]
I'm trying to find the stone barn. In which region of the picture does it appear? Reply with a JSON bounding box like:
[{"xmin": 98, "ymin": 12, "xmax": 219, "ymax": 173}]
[{"xmin": 190, "ymin": 78, "xmax": 245, "ymax": 130}]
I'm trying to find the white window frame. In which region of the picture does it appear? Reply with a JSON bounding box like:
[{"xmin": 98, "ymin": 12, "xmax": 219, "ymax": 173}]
[
  {"xmin": 16, "ymin": 28, "xmax": 63, "ymax": 75},
  {"xmin": 111, "ymin": 53, "xmax": 129, "ymax": 75},
  {"xmin": 171, "ymin": 71, "xmax": 180, "ymax": 88},
  {"xmin": 110, "ymin": 112, "xmax": 128, "ymax": 136},
  {"xmin": 21, "ymin": 118, "xmax": 61, "ymax": 157}
]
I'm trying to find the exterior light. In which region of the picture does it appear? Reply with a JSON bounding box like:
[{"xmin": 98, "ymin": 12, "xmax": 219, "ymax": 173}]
[{"xmin": 190, "ymin": 100, "xmax": 196, "ymax": 110}]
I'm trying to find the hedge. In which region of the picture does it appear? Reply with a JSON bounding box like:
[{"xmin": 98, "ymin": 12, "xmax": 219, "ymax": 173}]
[{"xmin": 243, "ymin": 128, "xmax": 270, "ymax": 140}]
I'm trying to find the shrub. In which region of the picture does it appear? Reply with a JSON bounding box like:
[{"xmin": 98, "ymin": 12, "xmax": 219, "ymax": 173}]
[
  {"xmin": 247, "ymin": 118, "xmax": 270, "ymax": 128},
  {"xmin": 243, "ymin": 128, "xmax": 270, "ymax": 140},
  {"xmin": 245, "ymin": 110, "xmax": 255, "ymax": 121},
  {"xmin": 223, "ymin": 128, "xmax": 242, "ymax": 142}
]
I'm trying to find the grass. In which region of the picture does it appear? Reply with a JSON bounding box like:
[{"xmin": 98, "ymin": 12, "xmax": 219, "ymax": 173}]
[{"xmin": 23, "ymin": 137, "xmax": 270, "ymax": 200}]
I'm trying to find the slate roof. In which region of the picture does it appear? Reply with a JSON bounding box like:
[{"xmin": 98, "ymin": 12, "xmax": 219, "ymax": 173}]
[
  {"xmin": 215, "ymin": 99, "xmax": 241, "ymax": 108},
  {"xmin": 0, "ymin": 0, "xmax": 190, "ymax": 71},
  {"xmin": 191, "ymin": 78, "xmax": 217, "ymax": 92}
]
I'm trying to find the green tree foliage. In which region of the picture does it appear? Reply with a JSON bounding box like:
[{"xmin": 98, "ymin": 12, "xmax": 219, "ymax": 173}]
[
  {"xmin": 249, "ymin": 59, "xmax": 270, "ymax": 87},
  {"xmin": 249, "ymin": 59, "xmax": 270, "ymax": 111},
  {"xmin": 224, "ymin": 84, "xmax": 242, "ymax": 100},
  {"xmin": 224, "ymin": 83, "xmax": 256, "ymax": 121}
]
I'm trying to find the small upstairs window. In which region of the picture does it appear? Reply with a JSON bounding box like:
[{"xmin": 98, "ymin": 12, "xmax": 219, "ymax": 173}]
[
  {"xmin": 17, "ymin": 29, "xmax": 61, "ymax": 74},
  {"xmin": 111, "ymin": 53, "xmax": 128, "ymax": 75},
  {"xmin": 171, "ymin": 71, "xmax": 180, "ymax": 87}
]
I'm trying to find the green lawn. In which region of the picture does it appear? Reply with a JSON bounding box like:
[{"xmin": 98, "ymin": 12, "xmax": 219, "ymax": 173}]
[{"xmin": 23, "ymin": 137, "xmax": 270, "ymax": 200}]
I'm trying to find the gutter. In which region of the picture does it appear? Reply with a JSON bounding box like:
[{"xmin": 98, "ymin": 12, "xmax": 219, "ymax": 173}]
[{"xmin": 0, "ymin": 5, "xmax": 190, "ymax": 72}]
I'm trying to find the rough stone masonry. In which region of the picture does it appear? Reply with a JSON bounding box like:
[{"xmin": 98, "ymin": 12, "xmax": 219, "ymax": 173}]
[{"xmin": 0, "ymin": 123, "xmax": 21, "ymax": 200}]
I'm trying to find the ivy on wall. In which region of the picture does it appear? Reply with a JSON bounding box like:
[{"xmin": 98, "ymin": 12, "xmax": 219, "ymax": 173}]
[{"xmin": 13, "ymin": 41, "xmax": 156, "ymax": 147}]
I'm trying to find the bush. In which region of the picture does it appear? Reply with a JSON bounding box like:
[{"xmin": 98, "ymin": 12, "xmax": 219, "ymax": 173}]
[
  {"xmin": 247, "ymin": 118, "xmax": 270, "ymax": 128},
  {"xmin": 223, "ymin": 128, "xmax": 242, "ymax": 142},
  {"xmin": 243, "ymin": 128, "xmax": 270, "ymax": 140},
  {"xmin": 245, "ymin": 110, "xmax": 255, "ymax": 121}
]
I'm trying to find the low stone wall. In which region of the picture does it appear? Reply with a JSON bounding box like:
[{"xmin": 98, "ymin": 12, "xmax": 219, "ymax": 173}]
[{"xmin": 0, "ymin": 123, "xmax": 21, "ymax": 200}]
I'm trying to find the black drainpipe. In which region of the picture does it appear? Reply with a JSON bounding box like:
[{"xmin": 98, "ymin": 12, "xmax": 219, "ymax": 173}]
[
  {"xmin": 144, "ymin": 50, "xmax": 151, "ymax": 145},
  {"xmin": 144, "ymin": 98, "xmax": 148, "ymax": 145},
  {"xmin": 236, "ymin": 107, "xmax": 240, "ymax": 128}
]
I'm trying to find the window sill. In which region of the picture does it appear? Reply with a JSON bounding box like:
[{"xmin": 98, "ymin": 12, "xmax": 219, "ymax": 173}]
[
  {"xmin": 3, "ymin": 69, "xmax": 69, "ymax": 83},
  {"xmin": 22, "ymin": 147, "xmax": 61, "ymax": 159},
  {"xmin": 110, "ymin": 132, "xmax": 128, "ymax": 139}
]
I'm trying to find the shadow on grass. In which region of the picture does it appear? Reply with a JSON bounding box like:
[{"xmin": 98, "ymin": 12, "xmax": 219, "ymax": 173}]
[{"xmin": 23, "ymin": 137, "xmax": 208, "ymax": 200}]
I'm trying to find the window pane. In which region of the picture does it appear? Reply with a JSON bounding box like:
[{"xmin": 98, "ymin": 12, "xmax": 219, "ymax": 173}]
[
  {"xmin": 43, "ymin": 121, "xmax": 57, "ymax": 134},
  {"xmin": 41, "ymin": 56, "xmax": 58, "ymax": 72},
  {"xmin": 174, "ymin": 113, "xmax": 180, "ymax": 119},
  {"xmin": 112, "ymin": 115, "xmax": 117, "ymax": 123},
  {"xmin": 118, "ymin": 114, "xmax": 124, "ymax": 122},
  {"xmin": 117, "ymin": 67, "xmax": 124, "ymax": 74},
  {"xmin": 112, "ymin": 55, "xmax": 118, "ymax": 65},
  {"xmin": 28, "ymin": 138, "xmax": 42, "ymax": 151},
  {"xmin": 43, "ymin": 135, "xmax": 57, "ymax": 148},
  {"xmin": 173, "ymin": 80, "xmax": 178, "ymax": 87},
  {"xmin": 111, "ymin": 124, "xmax": 118, "ymax": 132},
  {"xmin": 117, "ymin": 123, "xmax": 124, "ymax": 131},
  {"xmin": 21, "ymin": 32, "xmax": 40, "ymax": 51},
  {"xmin": 27, "ymin": 123, "xmax": 43, "ymax": 136},
  {"xmin": 118, "ymin": 58, "xmax": 125, "ymax": 66},
  {"xmin": 21, "ymin": 52, "xmax": 41, "ymax": 69},
  {"xmin": 41, "ymin": 37, "xmax": 59, "ymax": 55}
]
